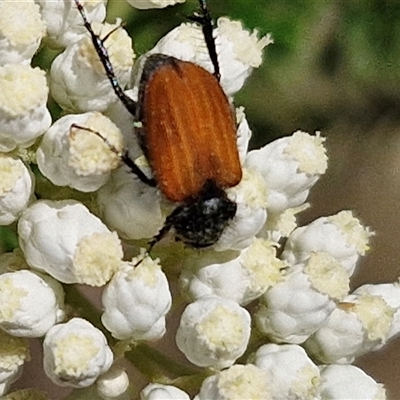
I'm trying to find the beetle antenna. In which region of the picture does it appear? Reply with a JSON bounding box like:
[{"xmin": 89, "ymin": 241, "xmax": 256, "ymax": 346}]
[
  {"xmin": 188, "ymin": 0, "xmax": 220, "ymax": 81},
  {"xmin": 73, "ymin": 0, "xmax": 137, "ymax": 116}
]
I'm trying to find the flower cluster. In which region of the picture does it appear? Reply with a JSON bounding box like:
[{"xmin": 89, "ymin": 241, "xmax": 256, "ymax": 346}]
[{"xmin": 0, "ymin": 0, "xmax": 397, "ymax": 399}]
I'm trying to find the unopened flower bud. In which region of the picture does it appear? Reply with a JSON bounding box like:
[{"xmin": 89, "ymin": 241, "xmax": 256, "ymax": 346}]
[
  {"xmin": 18, "ymin": 200, "xmax": 123, "ymax": 286},
  {"xmin": 0, "ymin": 64, "xmax": 51, "ymax": 151},
  {"xmin": 176, "ymin": 296, "xmax": 251, "ymax": 369},
  {"xmin": 0, "ymin": 1, "xmax": 45, "ymax": 65},
  {"xmin": 194, "ymin": 364, "xmax": 272, "ymax": 400},
  {"xmin": 102, "ymin": 253, "xmax": 172, "ymax": 340},
  {"xmin": 246, "ymin": 131, "xmax": 328, "ymax": 214},
  {"xmin": 0, "ymin": 270, "xmax": 65, "ymax": 337},
  {"xmin": 37, "ymin": 112, "xmax": 123, "ymax": 192},
  {"xmin": 140, "ymin": 383, "xmax": 190, "ymax": 400},
  {"xmin": 43, "ymin": 318, "xmax": 113, "ymax": 388}
]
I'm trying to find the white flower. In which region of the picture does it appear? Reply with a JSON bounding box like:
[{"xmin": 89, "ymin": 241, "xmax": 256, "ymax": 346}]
[
  {"xmin": 18, "ymin": 200, "xmax": 123, "ymax": 286},
  {"xmin": 236, "ymin": 107, "xmax": 252, "ymax": 164},
  {"xmin": 102, "ymin": 253, "xmax": 172, "ymax": 340},
  {"xmin": 127, "ymin": 0, "xmax": 185, "ymax": 9},
  {"xmin": 304, "ymin": 303, "xmax": 364, "ymax": 365},
  {"xmin": 0, "ymin": 1, "xmax": 45, "ymax": 65},
  {"xmin": 176, "ymin": 296, "xmax": 251, "ymax": 369},
  {"xmin": 140, "ymin": 383, "xmax": 190, "ymax": 400},
  {"xmin": 250, "ymin": 343, "xmax": 321, "ymax": 400},
  {"xmin": 144, "ymin": 23, "xmax": 200, "ymax": 70},
  {"xmin": 256, "ymin": 252, "xmax": 349, "ymax": 344},
  {"xmin": 97, "ymin": 166, "xmax": 165, "ymax": 240},
  {"xmin": 0, "ymin": 329, "xmax": 29, "ymax": 395},
  {"xmin": 50, "ymin": 20, "xmax": 134, "ymax": 112},
  {"xmin": 304, "ymin": 288, "xmax": 396, "ymax": 364},
  {"xmin": 96, "ymin": 366, "xmax": 129, "ymax": 400},
  {"xmin": 37, "ymin": 0, "xmax": 107, "ymax": 48},
  {"xmin": 149, "ymin": 18, "xmax": 272, "ymax": 96},
  {"xmin": 194, "ymin": 364, "xmax": 272, "ymax": 400},
  {"xmin": 262, "ymin": 204, "xmax": 309, "ymax": 243},
  {"xmin": 0, "ymin": 155, "xmax": 34, "ymax": 225},
  {"xmin": 353, "ymin": 281, "xmax": 400, "ymax": 344},
  {"xmin": 210, "ymin": 17, "xmax": 273, "ymax": 95},
  {"xmin": 43, "ymin": 318, "xmax": 113, "ymax": 388},
  {"xmin": 37, "ymin": 112, "xmax": 123, "ymax": 192},
  {"xmin": 215, "ymin": 168, "xmax": 268, "ymax": 251},
  {"xmin": 282, "ymin": 210, "xmax": 372, "ymax": 276},
  {"xmin": 0, "ymin": 270, "xmax": 65, "ymax": 337},
  {"xmin": 180, "ymin": 238, "xmax": 284, "ymax": 305},
  {"xmin": 352, "ymin": 285, "xmax": 397, "ymax": 346},
  {"xmin": 246, "ymin": 131, "xmax": 328, "ymax": 214},
  {"xmin": 319, "ymin": 365, "xmax": 386, "ymax": 400},
  {"xmin": 0, "ymin": 64, "xmax": 51, "ymax": 152}
]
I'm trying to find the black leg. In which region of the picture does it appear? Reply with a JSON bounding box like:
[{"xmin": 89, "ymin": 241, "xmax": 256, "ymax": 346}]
[
  {"xmin": 188, "ymin": 0, "xmax": 220, "ymax": 81},
  {"xmin": 146, "ymin": 204, "xmax": 185, "ymax": 252},
  {"xmin": 70, "ymin": 124, "xmax": 157, "ymax": 187},
  {"xmin": 147, "ymin": 220, "xmax": 173, "ymax": 253},
  {"xmin": 119, "ymin": 153, "xmax": 157, "ymax": 187},
  {"xmin": 73, "ymin": 0, "xmax": 137, "ymax": 116}
]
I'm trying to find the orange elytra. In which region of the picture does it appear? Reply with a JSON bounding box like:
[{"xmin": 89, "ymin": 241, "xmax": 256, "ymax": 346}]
[{"xmin": 138, "ymin": 54, "xmax": 242, "ymax": 203}]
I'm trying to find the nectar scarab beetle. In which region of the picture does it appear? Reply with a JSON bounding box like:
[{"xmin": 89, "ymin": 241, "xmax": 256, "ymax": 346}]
[{"xmin": 73, "ymin": 0, "xmax": 242, "ymax": 249}]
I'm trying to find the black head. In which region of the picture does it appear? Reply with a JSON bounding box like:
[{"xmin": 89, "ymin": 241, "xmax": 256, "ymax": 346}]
[{"xmin": 150, "ymin": 180, "xmax": 237, "ymax": 249}]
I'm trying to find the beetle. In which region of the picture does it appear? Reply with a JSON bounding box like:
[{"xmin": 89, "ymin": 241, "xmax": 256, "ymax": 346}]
[{"xmin": 74, "ymin": 0, "xmax": 242, "ymax": 249}]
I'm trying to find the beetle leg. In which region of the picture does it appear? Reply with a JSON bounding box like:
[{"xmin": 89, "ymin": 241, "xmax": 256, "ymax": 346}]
[
  {"xmin": 120, "ymin": 153, "xmax": 157, "ymax": 187},
  {"xmin": 136, "ymin": 209, "xmax": 177, "ymax": 264},
  {"xmin": 70, "ymin": 124, "xmax": 157, "ymax": 187},
  {"xmin": 188, "ymin": 0, "xmax": 220, "ymax": 81},
  {"xmin": 147, "ymin": 222, "xmax": 171, "ymax": 253},
  {"xmin": 73, "ymin": 0, "xmax": 137, "ymax": 116},
  {"xmin": 146, "ymin": 203, "xmax": 185, "ymax": 252}
]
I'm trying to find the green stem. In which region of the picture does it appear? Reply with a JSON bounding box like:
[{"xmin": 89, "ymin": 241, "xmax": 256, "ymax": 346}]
[
  {"xmin": 63, "ymin": 284, "xmax": 115, "ymax": 344},
  {"xmin": 125, "ymin": 343, "xmax": 199, "ymax": 379},
  {"xmin": 237, "ymin": 324, "xmax": 269, "ymax": 363},
  {"xmin": 125, "ymin": 343, "xmax": 212, "ymax": 393}
]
